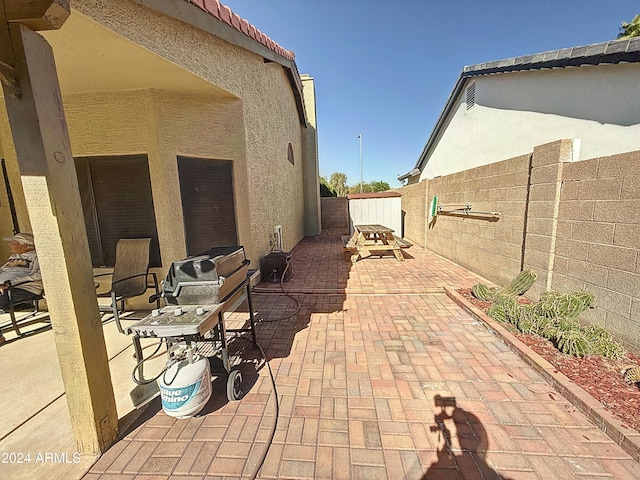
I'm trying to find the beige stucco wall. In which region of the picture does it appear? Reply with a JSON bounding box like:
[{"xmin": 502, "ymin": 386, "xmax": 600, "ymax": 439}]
[
  {"xmin": 60, "ymin": 89, "xmax": 248, "ymax": 265},
  {"xmin": 72, "ymin": 0, "xmax": 308, "ymax": 260},
  {"xmin": 301, "ymin": 75, "xmax": 321, "ymax": 236},
  {"xmin": 1, "ymin": 0, "xmax": 314, "ymax": 270},
  {"xmin": 421, "ymin": 63, "xmax": 640, "ymax": 180}
]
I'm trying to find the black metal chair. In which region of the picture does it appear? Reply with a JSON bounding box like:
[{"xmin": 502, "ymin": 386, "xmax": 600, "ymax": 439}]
[
  {"xmin": 0, "ymin": 284, "xmax": 47, "ymax": 337},
  {"xmin": 94, "ymin": 238, "xmax": 159, "ymax": 333}
]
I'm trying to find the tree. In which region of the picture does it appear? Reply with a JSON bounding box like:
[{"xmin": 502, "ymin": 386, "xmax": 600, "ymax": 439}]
[
  {"xmin": 369, "ymin": 180, "xmax": 391, "ymax": 192},
  {"xmin": 329, "ymin": 172, "xmax": 348, "ymax": 197},
  {"xmin": 319, "ymin": 176, "xmax": 335, "ymax": 197},
  {"xmin": 347, "ymin": 180, "xmax": 391, "ymax": 194},
  {"xmin": 618, "ymin": 14, "xmax": 640, "ymax": 39}
]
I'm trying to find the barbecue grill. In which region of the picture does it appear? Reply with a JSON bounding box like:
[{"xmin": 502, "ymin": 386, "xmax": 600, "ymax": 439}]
[
  {"xmin": 158, "ymin": 246, "xmax": 250, "ymax": 305},
  {"xmin": 129, "ymin": 246, "xmax": 257, "ymax": 415}
]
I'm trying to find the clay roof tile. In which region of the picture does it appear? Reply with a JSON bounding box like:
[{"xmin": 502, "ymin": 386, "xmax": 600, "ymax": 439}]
[
  {"xmin": 185, "ymin": 0, "xmax": 294, "ymax": 61},
  {"xmin": 203, "ymin": 0, "xmax": 220, "ymax": 19},
  {"xmin": 219, "ymin": 4, "xmax": 231, "ymax": 24}
]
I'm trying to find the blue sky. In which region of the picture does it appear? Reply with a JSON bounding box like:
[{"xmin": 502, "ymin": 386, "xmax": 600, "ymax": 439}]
[{"xmin": 223, "ymin": 0, "xmax": 639, "ymax": 188}]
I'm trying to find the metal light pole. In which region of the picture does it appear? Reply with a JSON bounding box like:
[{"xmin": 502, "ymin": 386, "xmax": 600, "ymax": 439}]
[{"xmin": 358, "ymin": 134, "xmax": 363, "ymax": 193}]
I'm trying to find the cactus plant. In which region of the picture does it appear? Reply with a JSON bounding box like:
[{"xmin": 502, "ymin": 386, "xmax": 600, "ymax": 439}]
[
  {"xmin": 487, "ymin": 304, "xmax": 508, "ymax": 323},
  {"xmin": 473, "ymin": 275, "xmax": 623, "ymax": 360},
  {"xmin": 516, "ymin": 307, "xmax": 540, "ymax": 335},
  {"xmin": 533, "ymin": 298, "xmax": 560, "ymax": 319},
  {"xmin": 573, "ymin": 290, "xmax": 596, "ymax": 308},
  {"xmin": 540, "ymin": 321, "xmax": 558, "ymax": 341},
  {"xmin": 558, "ymin": 295, "xmax": 591, "ymax": 319},
  {"xmin": 540, "ymin": 317, "xmax": 581, "ymax": 342},
  {"xmin": 584, "ymin": 325, "xmax": 611, "ymax": 342},
  {"xmin": 594, "ymin": 339, "xmax": 625, "ymax": 360},
  {"xmin": 556, "ymin": 329, "xmax": 591, "ymax": 357},
  {"xmin": 501, "ymin": 269, "xmax": 537, "ymax": 296},
  {"xmin": 534, "ymin": 290, "xmax": 594, "ymax": 320},
  {"xmin": 494, "ymin": 295, "xmax": 521, "ymax": 324},
  {"xmin": 623, "ymin": 366, "xmax": 640, "ymax": 384},
  {"xmin": 471, "ymin": 283, "xmax": 497, "ymax": 302}
]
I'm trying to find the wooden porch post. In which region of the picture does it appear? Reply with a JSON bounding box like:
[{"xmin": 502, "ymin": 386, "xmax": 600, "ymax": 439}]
[{"xmin": 0, "ymin": 1, "xmax": 118, "ymax": 454}]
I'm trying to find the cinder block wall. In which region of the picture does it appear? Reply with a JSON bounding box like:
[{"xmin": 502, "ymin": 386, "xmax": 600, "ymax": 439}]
[
  {"xmin": 396, "ymin": 181, "xmax": 427, "ymax": 247},
  {"xmin": 320, "ymin": 197, "xmax": 349, "ymax": 230},
  {"xmin": 552, "ymin": 149, "xmax": 640, "ymax": 350},
  {"xmin": 423, "ymin": 154, "xmax": 531, "ymax": 286},
  {"xmin": 398, "ymin": 142, "xmax": 640, "ymax": 352},
  {"xmin": 522, "ymin": 140, "xmax": 573, "ymax": 299}
]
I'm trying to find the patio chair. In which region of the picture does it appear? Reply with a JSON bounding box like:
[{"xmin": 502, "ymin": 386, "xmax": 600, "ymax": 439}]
[
  {"xmin": 0, "ymin": 284, "xmax": 47, "ymax": 337},
  {"xmin": 95, "ymin": 238, "xmax": 159, "ymax": 334}
]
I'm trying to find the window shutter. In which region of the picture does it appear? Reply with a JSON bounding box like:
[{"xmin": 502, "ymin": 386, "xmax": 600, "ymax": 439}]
[{"xmin": 178, "ymin": 157, "xmax": 238, "ymax": 256}]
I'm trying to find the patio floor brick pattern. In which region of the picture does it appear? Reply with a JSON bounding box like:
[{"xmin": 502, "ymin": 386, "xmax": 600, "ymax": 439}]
[{"xmin": 83, "ymin": 229, "xmax": 640, "ymax": 480}]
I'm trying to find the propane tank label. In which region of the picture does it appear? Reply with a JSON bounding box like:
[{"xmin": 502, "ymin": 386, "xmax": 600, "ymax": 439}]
[{"xmin": 160, "ymin": 381, "xmax": 202, "ymax": 410}]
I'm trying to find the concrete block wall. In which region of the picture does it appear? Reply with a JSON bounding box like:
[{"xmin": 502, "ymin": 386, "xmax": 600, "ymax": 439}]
[
  {"xmin": 552, "ymin": 149, "xmax": 640, "ymax": 350},
  {"xmin": 398, "ymin": 142, "xmax": 640, "ymax": 352},
  {"xmin": 320, "ymin": 196, "xmax": 349, "ymax": 230},
  {"xmin": 522, "ymin": 140, "xmax": 573, "ymax": 299},
  {"xmin": 423, "ymin": 154, "xmax": 530, "ymax": 286},
  {"xmin": 396, "ymin": 181, "xmax": 427, "ymax": 247}
]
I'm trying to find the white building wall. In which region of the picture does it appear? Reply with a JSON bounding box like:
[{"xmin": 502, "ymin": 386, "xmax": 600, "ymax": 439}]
[{"xmin": 421, "ymin": 62, "xmax": 640, "ymax": 179}]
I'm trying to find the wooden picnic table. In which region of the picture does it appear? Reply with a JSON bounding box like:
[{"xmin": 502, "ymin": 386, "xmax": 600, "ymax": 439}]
[{"xmin": 343, "ymin": 224, "xmax": 404, "ymax": 263}]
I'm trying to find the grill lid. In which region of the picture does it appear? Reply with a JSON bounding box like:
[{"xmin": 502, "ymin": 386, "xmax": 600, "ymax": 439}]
[{"xmin": 157, "ymin": 246, "xmax": 249, "ymax": 304}]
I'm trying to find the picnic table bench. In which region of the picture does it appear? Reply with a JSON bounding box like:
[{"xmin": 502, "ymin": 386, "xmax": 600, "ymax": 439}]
[{"xmin": 342, "ymin": 224, "xmax": 410, "ymax": 263}]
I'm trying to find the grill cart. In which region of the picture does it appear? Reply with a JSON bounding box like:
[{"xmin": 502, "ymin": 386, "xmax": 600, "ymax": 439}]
[{"xmin": 128, "ymin": 246, "xmax": 257, "ymax": 418}]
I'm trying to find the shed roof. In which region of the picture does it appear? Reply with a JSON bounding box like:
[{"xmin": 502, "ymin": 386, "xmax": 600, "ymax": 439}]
[
  {"xmin": 399, "ymin": 37, "xmax": 640, "ymax": 181},
  {"xmin": 347, "ymin": 191, "xmax": 402, "ymax": 200}
]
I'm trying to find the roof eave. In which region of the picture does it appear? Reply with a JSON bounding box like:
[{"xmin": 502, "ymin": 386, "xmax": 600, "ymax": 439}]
[
  {"xmin": 399, "ymin": 72, "xmax": 469, "ymax": 179},
  {"xmin": 131, "ymin": 0, "xmax": 308, "ymax": 127},
  {"xmin": 397, "ymin": 168, "xmax": 421, "ymax": 182}
]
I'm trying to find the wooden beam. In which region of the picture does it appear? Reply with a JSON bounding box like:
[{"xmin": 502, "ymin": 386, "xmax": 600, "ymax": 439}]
[
  {"xmin": 3, "ymin": 0, "xmax": 70, "ymax": 30},
  {"xmin": 0, "ymin": 22, "xmax": 118, "ymax": 455}
]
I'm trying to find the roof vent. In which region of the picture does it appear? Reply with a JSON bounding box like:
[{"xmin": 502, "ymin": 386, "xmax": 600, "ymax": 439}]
[{"xmin": 466, "ymin": 81, "xmax": 476, "ymax": 110}]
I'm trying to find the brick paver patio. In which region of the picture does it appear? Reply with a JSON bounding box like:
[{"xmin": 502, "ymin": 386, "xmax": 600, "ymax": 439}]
[{"xmin": 82, "ymin": 230, "xmax": 640, "ymax": 480}]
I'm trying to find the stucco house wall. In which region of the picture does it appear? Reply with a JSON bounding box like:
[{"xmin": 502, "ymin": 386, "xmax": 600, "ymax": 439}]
[
  {"xmin": 70, "ymin": 0, "xmax": 309, "ymax": 263},
  {"xmin": 420, "ymin": 63, "xmax": 640, "ymax": 180},
  {"xmin": 0, "ymin": 0, "xmax": 316, "ymax": 269},
  {"xmin": 58, "ymin": 90, "xmax": 250, "ymax": 266},
  {"xmin": 400, "ymin": 39, "xmax": 640, "ymax": 186}
]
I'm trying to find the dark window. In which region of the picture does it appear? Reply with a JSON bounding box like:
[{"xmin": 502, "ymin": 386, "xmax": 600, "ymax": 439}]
[
  {"xmin": 75, "ymin": 155, "xmax": 161, "ymax": 267},
  {"xmin": 177, "ymin": 157, "xmax": 238, "ymax": 256}
]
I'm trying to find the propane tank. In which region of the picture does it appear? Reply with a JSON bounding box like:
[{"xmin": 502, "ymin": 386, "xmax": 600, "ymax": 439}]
[{"xmin": 158, "ymin": 345, "xmax": 212, "ymax": 418}]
